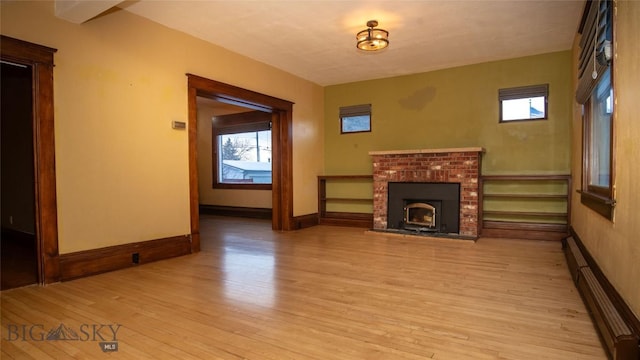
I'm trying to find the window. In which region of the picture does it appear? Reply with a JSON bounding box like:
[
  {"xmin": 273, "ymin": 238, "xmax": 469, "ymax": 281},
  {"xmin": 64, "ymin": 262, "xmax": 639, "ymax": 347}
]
[
  {"xmin": 576, "ymin": 0, "xmax": 614, "ymax": 219},
  {"xmin": 586, "ymin": 69, "xmax": 612, "ymax": 190},
  {"xmin": 340, "ymin": 104, "xmax": 371, "ymax": 133},
  {"xmin": 499, "ymin": 84, "xmax": 548, "ymax": 122},
  {"xmin": 212, "ymin": 110, "xmax": 272, "ymax": 190}
]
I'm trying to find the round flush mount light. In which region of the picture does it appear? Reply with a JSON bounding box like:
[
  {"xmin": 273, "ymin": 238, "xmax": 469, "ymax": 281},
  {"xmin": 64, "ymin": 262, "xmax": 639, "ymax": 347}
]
[{"xmin": 356, "ymin": 20, "xmax": 389, "ymax": 51}]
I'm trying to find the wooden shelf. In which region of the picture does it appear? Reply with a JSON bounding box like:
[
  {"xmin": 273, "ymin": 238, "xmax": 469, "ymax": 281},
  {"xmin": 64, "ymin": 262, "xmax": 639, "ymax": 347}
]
[
  {"xmin": 318, "ymin": 175, "xmax": 373, "ymax": 228},
  {"xmin": 483, "ymin": 210, "xmax": 568, "ymax": 217},
  {"xmin": 319, "ymin": 211, "xmax": 373, "ymax": 228},
  {"xmin": 321, "ymin": 197, "xmax": 373, "ymax": 202},
  {"xmin": 480, "ymin": 175, "xmax": 571, "ymax": 241},
  {"xmin": 483, "ymin": 194, "xmax": 567, "ymax": 199},
  {"xmin": 481, "ymin": 175, "xmax": 571, "ymax": 181},
  {"xmin": 317, "ymin": 175, "xmax": 373, "ymax": 180},
  {"xmin": 483, "ymin": 221, "xmax": 567, "ymax": 232}
]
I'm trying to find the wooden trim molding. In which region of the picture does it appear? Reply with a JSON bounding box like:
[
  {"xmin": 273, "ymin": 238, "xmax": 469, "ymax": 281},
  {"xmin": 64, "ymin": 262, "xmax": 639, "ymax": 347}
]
[
  {"xmin": 1, "ymin": 35, "xmax": 60, "ymax": 284},
  {"xmin": 59, "ymin": 235, "xmax": 192, "ymax": 281},
  {"xmin": 187, "ymin": 85, "xmax": 201, "ymax": 252},
  {"xmin": 292, "ymin": 213, "xmax": 319, "ymax": 229},
  {"xmin": 187, "ymin": 74, "xmax": 295, "ymax": 240},
  {"xmin": 319, "ymin": 212, "xmax": 373, "ymax": 228},
  {"xmin": 199, "ymin": 205, "xmax": 272, "ymax": 219},
  {"xmin": 482, "ymin": 221, "xmax": 568, "ymax": 241},
  {"xmin": 198, "ymin": 206, "xmax": 316, "ymax": 229},
  {"xmin": 578, "ymin": 189, "xmax": 615, "ymax": 220},
  {"xmin": 211, "ymin": 111, "xmax": 273, "ymax": 191}
]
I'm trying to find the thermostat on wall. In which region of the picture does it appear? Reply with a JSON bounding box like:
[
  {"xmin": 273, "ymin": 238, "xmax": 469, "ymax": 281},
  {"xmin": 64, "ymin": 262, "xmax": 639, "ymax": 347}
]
[{"xmin": 172, "ymin": 121, "xmax": 186, "ymax": 130}]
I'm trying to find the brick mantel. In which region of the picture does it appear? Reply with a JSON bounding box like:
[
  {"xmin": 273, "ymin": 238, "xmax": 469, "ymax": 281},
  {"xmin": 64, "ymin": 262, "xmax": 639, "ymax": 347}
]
[{"xmin": 370, "ymin": 147, "xmax": 485, "ymax": 238}]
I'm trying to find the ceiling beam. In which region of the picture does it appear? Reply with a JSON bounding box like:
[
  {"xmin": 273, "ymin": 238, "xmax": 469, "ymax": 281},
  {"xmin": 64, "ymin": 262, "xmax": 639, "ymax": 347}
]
[{"xmin": 55, "ymin": 0, "xmax": 123, "ymax": 24}]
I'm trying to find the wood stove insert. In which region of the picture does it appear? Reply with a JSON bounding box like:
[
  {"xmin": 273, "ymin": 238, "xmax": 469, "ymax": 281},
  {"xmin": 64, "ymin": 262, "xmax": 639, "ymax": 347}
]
[{"xmin": 388, "ymin": 182, "xmax": 460, "ymax": 234}]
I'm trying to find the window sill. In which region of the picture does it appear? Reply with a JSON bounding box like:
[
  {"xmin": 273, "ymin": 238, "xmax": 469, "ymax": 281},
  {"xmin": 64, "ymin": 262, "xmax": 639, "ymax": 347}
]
[
  {"xmin": 213, "ymin": 183, "xmax": 272, "ymax": 190},
  {"xmin": 577, "ymin": 189, "xmax": 615, "ymax": 220}
]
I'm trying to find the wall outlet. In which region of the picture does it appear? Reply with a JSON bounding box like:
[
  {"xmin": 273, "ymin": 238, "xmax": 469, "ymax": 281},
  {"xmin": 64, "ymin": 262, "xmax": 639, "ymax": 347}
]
[{"xmin": 132, "ymin": 253, "xmax": 140, "ymax": 264}]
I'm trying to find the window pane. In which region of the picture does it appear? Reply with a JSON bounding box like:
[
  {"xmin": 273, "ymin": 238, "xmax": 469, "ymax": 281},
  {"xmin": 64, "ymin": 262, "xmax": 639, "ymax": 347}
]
[
  {"xmin": 218, "ymin": 130, "xmax": 272, "ymax": 184},
  {"xmin": 501, "ymin": 96, "xmax": 546, "ymax": 121},
  {"xmin": 588, "ymin": 69, "xmax": 612, "ymax": 188},
  {"xmin": 341, "ymin": 115, "xmax": 371, "ymax": 133}
]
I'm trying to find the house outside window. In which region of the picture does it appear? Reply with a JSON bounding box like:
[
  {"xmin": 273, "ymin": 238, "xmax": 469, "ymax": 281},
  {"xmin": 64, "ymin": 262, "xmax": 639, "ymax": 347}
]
[
  {"xmin": 499, "ymin": 84, "xmax": 548, "ymax": 122},
  {"xmin": 218, "ymin": 132, "xmax": 272, "ymax": 184},
  {"xmin": 213, "ymin": 111, "xmax": 272, "ymax": 190}
]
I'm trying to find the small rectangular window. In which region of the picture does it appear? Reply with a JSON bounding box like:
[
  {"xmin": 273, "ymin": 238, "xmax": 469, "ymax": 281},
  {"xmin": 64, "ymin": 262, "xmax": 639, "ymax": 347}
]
[
  {"xmin": 499, "ymin": 84, "xmax": 548, "ymax": 122},
  {"xmin": 340, "ymin": 104, "xmax": 371, "ymax": 133}
]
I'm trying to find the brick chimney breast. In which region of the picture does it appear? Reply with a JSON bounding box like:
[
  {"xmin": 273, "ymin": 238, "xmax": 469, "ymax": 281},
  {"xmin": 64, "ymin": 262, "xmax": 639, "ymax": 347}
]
[{"xmin": 369, "ymin": 147, "xmax": 484, "ymax": 238}]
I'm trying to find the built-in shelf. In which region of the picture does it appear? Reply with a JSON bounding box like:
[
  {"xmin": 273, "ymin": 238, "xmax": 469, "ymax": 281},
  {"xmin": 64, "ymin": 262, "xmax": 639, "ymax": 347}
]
[
  {"xmin": 318, "ymin": 175, "xmax": 373, "ymax": 228},
  {"xmin": 483, "ymin": 194, "xmax": 567, "ymax": 199},
  {"xmin": 482, "ymin": 210, "xmax": 568, "ymax": 217},
  {"xmin": 480, "ymin": 175, "xmax": 572, "ymax": 241},
  {"xmin": 322, "ymin": 198, "xmax": 373, "ymax": 202}
]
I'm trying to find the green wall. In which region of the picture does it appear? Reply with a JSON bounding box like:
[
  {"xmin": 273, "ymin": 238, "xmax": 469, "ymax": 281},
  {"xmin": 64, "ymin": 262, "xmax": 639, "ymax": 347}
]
[{"xmin": 324, "ymin": 51, "xmax": 573, "ymax": 176}]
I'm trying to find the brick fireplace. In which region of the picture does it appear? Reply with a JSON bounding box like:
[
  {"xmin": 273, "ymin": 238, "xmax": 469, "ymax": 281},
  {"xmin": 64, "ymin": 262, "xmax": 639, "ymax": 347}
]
[{"xmin": 369, "ymin": 147, "xmax": 484, "ymax": 238}]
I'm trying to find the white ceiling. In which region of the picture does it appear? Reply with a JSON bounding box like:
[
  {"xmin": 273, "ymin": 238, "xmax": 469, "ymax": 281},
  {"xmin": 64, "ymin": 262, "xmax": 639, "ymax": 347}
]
[{"xmin": 67, "ymin": 0, "xmax": 586, "ymax": 86}]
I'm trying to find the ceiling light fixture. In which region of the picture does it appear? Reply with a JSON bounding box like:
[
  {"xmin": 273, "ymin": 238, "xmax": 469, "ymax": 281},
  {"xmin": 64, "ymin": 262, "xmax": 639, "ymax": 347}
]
[{"xmin": 356, "ymin": 20, "xmax": 389, "ymax": 51}]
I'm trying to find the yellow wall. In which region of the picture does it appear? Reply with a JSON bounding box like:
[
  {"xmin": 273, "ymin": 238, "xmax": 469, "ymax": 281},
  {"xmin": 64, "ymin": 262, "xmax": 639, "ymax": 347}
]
[
  {"xmin": 1, "ymin": 1, "xmax": 324, "ymax": 253},
  {"xmin": 324, "ymin": 51, "xmax": 573, "ymax": 176},
  {"xmin": 570, "ymin": 0, "xmax": 640, "ymax": 318},
  {"xmin": 196, "ymin": 104, "xmax": 272, "ymax": 208}
]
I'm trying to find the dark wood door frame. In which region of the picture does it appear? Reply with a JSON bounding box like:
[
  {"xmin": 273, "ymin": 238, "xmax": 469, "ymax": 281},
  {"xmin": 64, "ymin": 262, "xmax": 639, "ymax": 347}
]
[
  {"xmin": 186, "ymin": 74, "xmax": 294, "ymax": 252},
  {"xmin": 1, "ymin": 35, "xmax": 60, "ymax": 284}
]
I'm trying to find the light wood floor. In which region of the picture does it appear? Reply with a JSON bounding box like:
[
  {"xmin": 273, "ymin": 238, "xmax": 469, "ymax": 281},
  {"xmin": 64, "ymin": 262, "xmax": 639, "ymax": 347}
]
[{"xmin": 1, "ymin": 215, "xmax": 607, "ymax": 359}]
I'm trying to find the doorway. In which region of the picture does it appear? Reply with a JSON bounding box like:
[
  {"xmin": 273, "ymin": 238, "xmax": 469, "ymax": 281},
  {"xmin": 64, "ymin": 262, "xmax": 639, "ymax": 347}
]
[
  {"xmin": 187, "ymin": 74, "xmax": 294, "ymax": 252},
  {"xmin": 1, "ymin": 61, "xmax": 38, "ymax": 289},
  {"xmin": 1, "ymin": 35, "xmax": 60, "ymax": 285}
]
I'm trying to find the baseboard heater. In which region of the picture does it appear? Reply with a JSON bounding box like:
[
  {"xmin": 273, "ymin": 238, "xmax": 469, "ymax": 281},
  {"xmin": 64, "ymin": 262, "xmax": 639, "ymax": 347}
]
[
  {"xmin": 563, "ymin": 235, "xmax": 639, "ymax": 360},
  {"xmin": 564, "ymin": 236, "xmax": 589, "ymax": 284}
]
